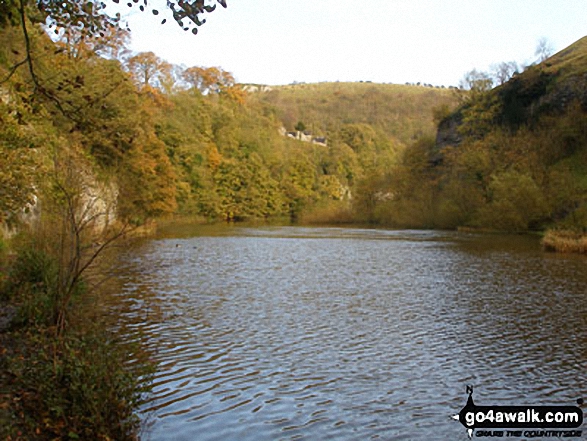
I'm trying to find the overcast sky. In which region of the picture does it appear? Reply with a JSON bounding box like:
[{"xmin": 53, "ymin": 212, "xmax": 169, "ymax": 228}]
[{"xmin": 111, "ymin": 0, "xmax": 587, "ymax": 87}]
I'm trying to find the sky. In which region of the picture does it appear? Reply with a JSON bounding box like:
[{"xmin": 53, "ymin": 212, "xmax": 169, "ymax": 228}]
[{"xmin": 108, "ymin": 0, "xmax": 587, "ymax": 87}]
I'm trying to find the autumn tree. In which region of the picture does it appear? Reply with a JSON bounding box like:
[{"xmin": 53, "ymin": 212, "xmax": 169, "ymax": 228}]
[
  {"xmin": 0, "ymin": 0, "xmax": 228, "ymax": 36},
  {"xmin": 0, "ymin": 0, "xmax": 119, "ymax": 35},
  {"xmin": 0, "ymin": 0, "xmax": 227, "ymax": 108},
  {"xmin": 182, "ymin": 66, "xmax": 235, "ymax": 94},
  {"xmin": 0, "ymin": 100, "xmax": 42, "ymax": 225},
  {"xmin": 56, "ymin": 24, "xmax": 131, "ymax": 61},
  {"xmin": 126, "ymin": 51, "xmax": 173, "ymax": 90}
]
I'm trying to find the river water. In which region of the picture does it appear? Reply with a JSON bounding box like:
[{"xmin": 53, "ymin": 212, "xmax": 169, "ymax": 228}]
[{"xmin": 108, "ymin": 226, "xmax": 587, "ymax": 440}]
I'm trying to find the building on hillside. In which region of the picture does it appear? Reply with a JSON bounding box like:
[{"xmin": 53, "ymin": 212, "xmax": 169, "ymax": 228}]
[{"xmin": 279, "ymin": 127, "xmax": 327, "ymax": 146}]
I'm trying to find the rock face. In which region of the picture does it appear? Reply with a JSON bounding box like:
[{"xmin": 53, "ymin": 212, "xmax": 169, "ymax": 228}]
[
  {"xmin": 79, "ymin": 174, "xmax": 118, "ymax": 232},
  {"xmin": 530, "ymin": 72, "xmax": 587, "ymax": 114},
  {"xmin": 435, "ymin": 110, "xmax": 463, "ymax": 150},
  {"xmin": 1, "ymin": 166, "xmax": 118, "ymax": 238}
]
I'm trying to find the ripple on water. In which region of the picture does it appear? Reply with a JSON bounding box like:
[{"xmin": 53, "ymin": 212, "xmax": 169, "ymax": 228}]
[{"xmin": 108, "ymin": 227, "xmax": 587, "ymax": 440}]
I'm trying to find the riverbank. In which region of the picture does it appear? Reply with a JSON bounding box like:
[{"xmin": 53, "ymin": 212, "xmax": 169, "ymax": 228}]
[
  {"xmin": 0, "ymin": 316, "xmax": 151, "ymax": 440},
  {"xmin": 542, "ymin": 229, "xmax": 587, "ymax": 254},
  {"xmin": 0, "ymin": 233, "xmax": 152, "ymax": 440}
]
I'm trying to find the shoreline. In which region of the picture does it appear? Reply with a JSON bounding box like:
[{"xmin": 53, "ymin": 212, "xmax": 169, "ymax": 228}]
[{"xmin": 541, "ymin": 229, "xmax": 587, "ymax": 254}]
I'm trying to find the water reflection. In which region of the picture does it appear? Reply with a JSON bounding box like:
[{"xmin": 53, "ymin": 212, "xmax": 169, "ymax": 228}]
[{"xmin": 107, "ymin": 227, "xmax": 587, "ymax": 440}]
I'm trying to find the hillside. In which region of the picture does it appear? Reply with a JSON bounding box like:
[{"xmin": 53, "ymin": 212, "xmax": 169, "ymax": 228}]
[
  {"xmin": 438, "ymin": 36, "xmax": 587, "ymax": 148},
  {"xmin": 363, "ymin": 36, "xmax": 587, "ymax": 232},
  {"xmin": 249, "ymin": 82, "xmax": 458, "ymax": 146}
]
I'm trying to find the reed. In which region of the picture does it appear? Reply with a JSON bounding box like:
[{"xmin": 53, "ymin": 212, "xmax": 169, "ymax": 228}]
[{"xmin": 541, "ymin": 229, "xmax": 587, "ymax": 254}]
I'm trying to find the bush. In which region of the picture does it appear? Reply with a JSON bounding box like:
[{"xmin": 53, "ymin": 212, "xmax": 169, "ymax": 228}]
[
  {"xmin": 555, "ymin": 203, "xmax": 587, "ymax": 231},
  {"xmin": 0, "ymin": 232, "xmax": 153, "ymax": 440},
  {"xmin": 0, "ymin": 235, "xmax": 8, "ymax": 298},
  {"xmin": 5, "ymin": 245, "xmax": 59, "ymax": 326},
  {"xmin": 5, "ymin": 326, "xmax": 152, "ymax": 440},
  {"xmin": 474, "ymin": 170, "xmax": 549, "ymax": 231}
]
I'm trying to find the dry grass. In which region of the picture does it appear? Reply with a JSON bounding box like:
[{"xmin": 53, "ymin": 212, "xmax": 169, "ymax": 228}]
[
  {"xmin": 542, "ymin": 229, "xmax": 587, "ymax": 254},
  {"xmin": 300, "ymin": 201, "xmax": 356, "ymax": 225}
]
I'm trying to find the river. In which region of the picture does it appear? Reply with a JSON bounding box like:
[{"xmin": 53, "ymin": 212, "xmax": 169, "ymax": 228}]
[{"xmin": 107, "ymin": 226, "xmax": 587, "ymax": 440}]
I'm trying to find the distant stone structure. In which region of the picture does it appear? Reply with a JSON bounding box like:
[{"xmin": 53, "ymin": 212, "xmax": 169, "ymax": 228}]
[
  {"xmin": 241, "ymin": 84, "xmax": 273, "ymax": 93},
  {"xmin": 279, "ymin": 127, "xmax": 327, "ymax": 146}
]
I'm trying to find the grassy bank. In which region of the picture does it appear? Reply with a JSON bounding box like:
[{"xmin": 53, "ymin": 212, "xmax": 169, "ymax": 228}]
[
  {"xmin": 0, "ymin": 234, "xmax": 152, "ymax": 440},
  {"xmin": 542, "ymin": 229, "xmax": 587, "ymax": 254}
]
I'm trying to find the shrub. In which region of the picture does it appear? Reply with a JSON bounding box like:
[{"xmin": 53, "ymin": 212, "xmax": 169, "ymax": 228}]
[
  {"xmin": 474, "ymin": 170, "xmax": 549, "ymax": 231},
  {"xmin": 0, "ymin": 235, "xmax": 8, "ymax": 298},
  {"xmin": 6, "ymin": 245, "xmax": 59, "ymax": 326},
  {"xmin": 5, "ymin": 326, "xmax": 152, "ymax": 440}
]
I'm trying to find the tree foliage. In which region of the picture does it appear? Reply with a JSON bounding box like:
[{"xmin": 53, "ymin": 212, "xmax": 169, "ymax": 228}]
[
  {"xmin": 362, "ymin": 93, "xmax": 587, "ymax": 231},
  {"xmin": 127, "ymin": 51, "xmax": 172, "ymax": 88},
  {"xmin": 0, "ymin": 0, "xmax": 228, "ymax": 36},
  {"xmin": 535, "ymin": 37, "xmax": 553, "ymax": 63},
  {"xmin": 0, "ymin": 18, "xmax": 177, "ymax": 225},
  {"xmin": 0, "ymin": 100, "xmax": 42, "ymax": 224},
  {"xmin": 3, "ymin": 12, "xmax": 586, "ymax": 237},
  {"xmin": 182, "ymin": 65, "xmax": 234, "ymax": 94}
]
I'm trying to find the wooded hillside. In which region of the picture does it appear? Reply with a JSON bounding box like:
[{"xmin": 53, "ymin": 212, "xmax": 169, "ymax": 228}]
[
  {"xmin": 250, "ymin": 82, "xmax": 457, "ymax": 145},
  {"xmin": 1, "ymin": 17, "xmax": 585, "ymax": 231},
  {"xmin": 362, "ymin": 36, "xmax": 587, "ymax": 231}
]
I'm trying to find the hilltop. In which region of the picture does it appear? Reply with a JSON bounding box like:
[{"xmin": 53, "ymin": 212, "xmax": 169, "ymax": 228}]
[{"xmin": 248, "ymin": 82, "xmax": 458, "ymax": 146}]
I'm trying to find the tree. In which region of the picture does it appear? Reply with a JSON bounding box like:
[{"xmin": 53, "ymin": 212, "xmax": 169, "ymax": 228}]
[
  {"xmin": 0, "ymin": 0, "xmax": 119, "ymax": 35},
  {"xmin": 0, "ymin": 0, "xmax": 227, "ymax": 101},
  {"xmin": 459, "ymin": 69, "xmax": 493, "ymax": 94},
  {"xmin": 454, "ymin": 69, "xmax": 501, "ymax": 139},
  {"xmin": 0, "ymin": 101, "xmax": 41, "ymax": 225},
  {"xmin": 56, "ymin": 24, "xmax": 131, "ymax": 61},
  {"xmin": 126, "ymin": 51, "xmax": 173, "ymax": 89},
  {"xmin": 182, "ymin": 66, "xmax": 235, "ymax": 94},
  {"xmin": 0, "ymin": 0, "xmax": 228, "ymax": 36},
  {"xmin": 120, "ymin": 0, "xmax": 228, "ymax": 35},
  {"xmin": 491, "ymin": 61, "xmax": 519, "ymax": 86},
  {"xmin": 294, "ymin": 121, "xmax": 306, "ymax": 132},
  {"xmin": 475, "ymin": 170, "xmax": 548, "ymax": 230},
  {"xmin": 535, "ymin": 37, "xmax": 553, "ymax": 63},
  {"xmin": 45, "ymin": 149, "xmax": 128, "ymax": 334}
]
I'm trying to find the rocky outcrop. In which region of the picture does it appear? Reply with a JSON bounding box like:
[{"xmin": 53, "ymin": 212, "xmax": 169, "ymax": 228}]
[
  {"xmin": 241, "ymin": 84, "xmax": 273, "ymax": 93},
  {"xmin": 530, "ymin": 72, "xmax": 587, "ymax": 114},
  {"xmin": 435, "ymin": 110, "xmax": 464, "ymax": 150},
  {"xmin": 1, "ymin": 166, "xmax": 118, "ymax": 238}
]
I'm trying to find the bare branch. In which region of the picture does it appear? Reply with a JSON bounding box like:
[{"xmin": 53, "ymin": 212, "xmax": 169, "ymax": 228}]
[{"xmin": 0, "ymin": 58, "xmax": 28, "ymax": 84}]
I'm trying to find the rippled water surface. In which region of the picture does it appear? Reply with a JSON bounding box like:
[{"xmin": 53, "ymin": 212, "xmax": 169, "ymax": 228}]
[{"xmin": 109, "ymin": 226, "xmax": 587, "ymax": 440}]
